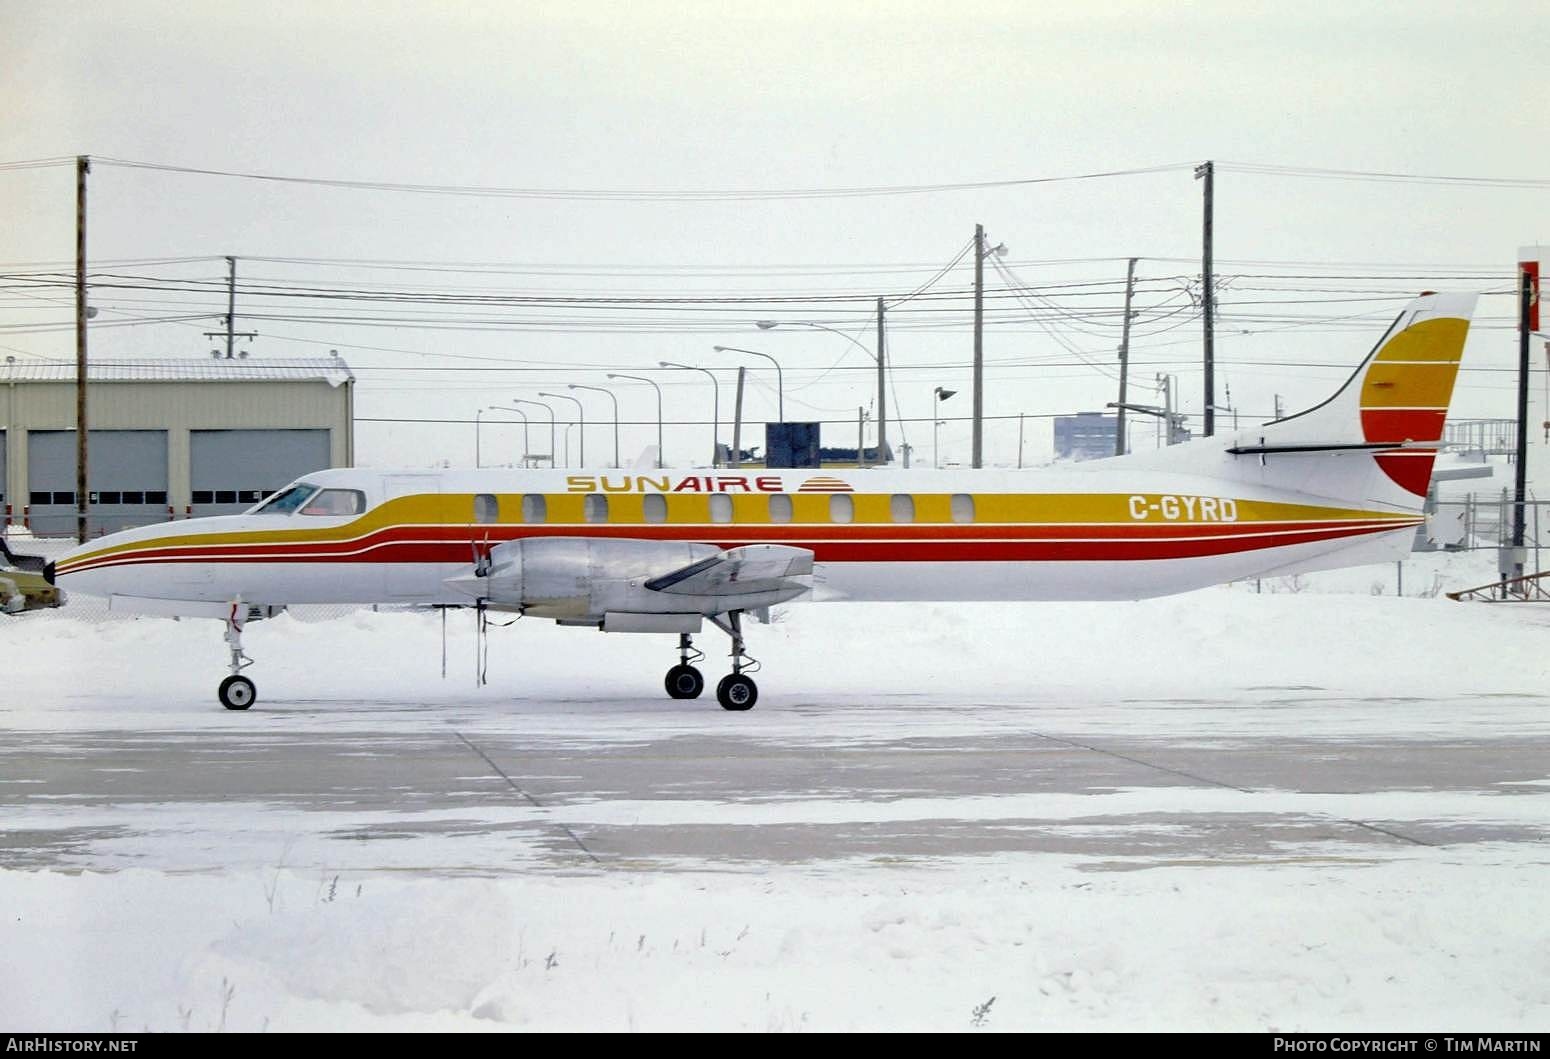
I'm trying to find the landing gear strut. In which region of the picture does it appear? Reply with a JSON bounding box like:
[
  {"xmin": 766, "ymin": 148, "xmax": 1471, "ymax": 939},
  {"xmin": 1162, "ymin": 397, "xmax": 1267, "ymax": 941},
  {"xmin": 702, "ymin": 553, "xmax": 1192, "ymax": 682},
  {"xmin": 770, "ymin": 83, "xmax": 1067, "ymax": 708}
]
[
  {"xmin": 218, "ymin": 603, "xmax": 256, "ymax": 711},
  {"xmin": 708, "ymin": 610, "xmax": 758, "ymax": 711},
  {"xmin": 664, "ymin": 632, "xmax": 705, "ymax": 699}
]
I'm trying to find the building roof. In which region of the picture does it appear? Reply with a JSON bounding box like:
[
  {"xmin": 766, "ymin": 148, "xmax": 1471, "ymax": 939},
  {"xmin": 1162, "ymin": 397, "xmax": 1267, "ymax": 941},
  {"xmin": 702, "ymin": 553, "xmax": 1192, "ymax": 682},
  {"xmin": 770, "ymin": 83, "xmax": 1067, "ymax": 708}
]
[{"xmin": 1, "ymin": 357, "xmax": 354, "ymax": 387}]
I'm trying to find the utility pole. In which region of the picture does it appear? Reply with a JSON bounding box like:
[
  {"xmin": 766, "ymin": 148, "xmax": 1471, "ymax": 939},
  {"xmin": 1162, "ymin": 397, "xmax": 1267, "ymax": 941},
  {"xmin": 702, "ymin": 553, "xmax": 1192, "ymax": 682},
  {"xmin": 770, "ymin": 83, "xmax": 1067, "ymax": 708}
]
[
  {"xmin": 857, "ymin": 408, "xmax": 865, "ymax": 468},
  {"xmin": 972, "ymin": 223, "xmax": 985, "ymax": 468},
  {"xmin": 1196, "ymin": 161, "xmax": 1215, "ymax": 437},
  {"xmin": 731, "ymin": 366, "xmax": 746, "ymax": 469},
  {"xmin": 1157, "ymin": 373, "xmax": 1177, "ymax": 446},
  {"xmin": 1115, "ymin": 257, "xmax": 1137, "ymax": 456},
  {"xmin": 75, "ymin": 155, "xmax": 89, "ymax": 544},
  {"xmin": 1513, "ymin": 262, "xmax": 1534, "ymax": 568},
  {"xmin": 204, "ymin": 256, "xmax": 257, "ymax": 356},
  {"xmin": 876, "ymin": 296, "xmax": 887, "ymax": 464}
]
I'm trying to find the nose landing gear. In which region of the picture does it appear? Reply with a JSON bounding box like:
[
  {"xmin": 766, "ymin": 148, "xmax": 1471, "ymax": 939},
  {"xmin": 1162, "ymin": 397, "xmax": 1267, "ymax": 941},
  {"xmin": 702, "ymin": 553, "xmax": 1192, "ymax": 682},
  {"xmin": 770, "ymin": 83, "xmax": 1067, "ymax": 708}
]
[{"xmin": 218, "ymin": 603, "xmax": 256, "ymax": 711}]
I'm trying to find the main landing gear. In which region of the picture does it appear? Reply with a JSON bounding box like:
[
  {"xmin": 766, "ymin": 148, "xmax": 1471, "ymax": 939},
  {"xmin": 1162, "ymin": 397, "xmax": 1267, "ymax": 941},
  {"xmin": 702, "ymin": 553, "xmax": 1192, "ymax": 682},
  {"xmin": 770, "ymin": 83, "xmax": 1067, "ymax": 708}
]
[
  {"xmin": 663, "ymin": 612, "xmax": 760, "ymax": 711},
  {"xmin": 218, "ymin": 603, "xmax": 256, "ymax": 711}
]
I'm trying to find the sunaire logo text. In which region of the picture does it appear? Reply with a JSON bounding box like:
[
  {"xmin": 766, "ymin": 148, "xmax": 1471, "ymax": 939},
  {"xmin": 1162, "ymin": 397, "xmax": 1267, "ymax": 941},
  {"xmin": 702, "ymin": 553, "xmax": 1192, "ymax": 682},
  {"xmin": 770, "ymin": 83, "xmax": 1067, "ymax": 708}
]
[{"xmin": 567, "ymin": 475, "xmax": 785, "ymax": 493}]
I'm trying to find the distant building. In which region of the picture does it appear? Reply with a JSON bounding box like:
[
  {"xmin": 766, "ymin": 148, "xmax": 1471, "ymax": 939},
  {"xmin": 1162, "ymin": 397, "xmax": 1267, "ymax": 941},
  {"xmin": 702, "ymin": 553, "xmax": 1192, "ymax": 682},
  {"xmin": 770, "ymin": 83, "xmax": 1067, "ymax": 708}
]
[
  {"xmin": 2, "ymin": 357, "xmax": 354, "ymax": 537},
  {"xmin": 1053, "ymin": 412, "xmax": 1119, "ymax": 461}
]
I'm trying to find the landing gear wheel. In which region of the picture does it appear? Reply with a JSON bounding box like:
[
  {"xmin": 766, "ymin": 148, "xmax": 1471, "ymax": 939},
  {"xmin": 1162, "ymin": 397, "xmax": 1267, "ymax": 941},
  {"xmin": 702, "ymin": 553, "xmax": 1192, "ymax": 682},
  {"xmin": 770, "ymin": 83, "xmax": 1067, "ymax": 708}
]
[
  {"xmin": 218, "ymin": 674, "xmax": 256, "ymax": 711},
  {"xmin": 716, "ymin": 673, "xmax": 757, "ymax": 711},
  {"xmin": 665, "ymin": 664, "xmax": 705, "ymax": 700}
]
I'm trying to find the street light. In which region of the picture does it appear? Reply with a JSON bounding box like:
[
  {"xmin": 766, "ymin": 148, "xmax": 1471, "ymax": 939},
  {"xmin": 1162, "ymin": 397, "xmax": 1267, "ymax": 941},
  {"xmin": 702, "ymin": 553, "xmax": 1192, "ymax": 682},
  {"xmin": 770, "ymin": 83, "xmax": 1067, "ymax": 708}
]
[
  {"xmin": 660, "ymin": 362, "xmax": 720, "ymax": 467},
  {"xmin": 757, "ymin": 317, "xmax": 885, "ymax": 463},
  {"xmin": 475, "ymin": 407, "xmax": 486, "ymax": 468},
  {"xmin": 933, "ymin": 386, "xmax": 957, "ymax": 469},
  {"xmin": 569, "ymin": 384, "xmax": 620, "ymax": 468},
  {"xmin": 539, "ymin": 392, "xmax": 585, "ymax": 467},
  {"xmin": 607, "ymin": 373, "xmax": 664, "ymax": 468},
  {"xmin": 510, "ymin": 398, "xmax": 556, "ymax": 467},
  {"xmin": 711, "ymin": 345, "xmax": 783, "ymax": 423},
  {"xmin": 486, "ymin": 405, "xmax": 531, "ymax": 467}
]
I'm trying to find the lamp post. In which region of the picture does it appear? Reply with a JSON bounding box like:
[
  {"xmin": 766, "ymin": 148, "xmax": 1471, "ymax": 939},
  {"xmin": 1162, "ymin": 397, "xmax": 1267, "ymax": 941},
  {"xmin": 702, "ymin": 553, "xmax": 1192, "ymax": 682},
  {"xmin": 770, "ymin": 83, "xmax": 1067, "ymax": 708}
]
[
  {"xmin": 607, "ymin": 373, "xmax": 664, "ymax": 468},
  {"xmin": 932, "ymin": 386, "xmax": 957, "ymax": 469},
  {"xmin": 660, "ymin": 361, "xmax": 720, "ymax": 467},
  {"xmin": 539, "ymin": 392, "xmax": 585, "ymax": 467},
  {"xmin": 569, "ymin": 384, "xmax": 619, "ymax": 468},
  {"xmin": 510, "ymin": 398, "xmax": 556, "ymax": 467},
  {"xmin": 757, "ymin": 316, "xmax": 884, "ymax": 461},
  {"xmin": 486, "ymin": 405, "xmax": 531, "ymax": 466},
  {"xmin": 475, "ymin": 407, "xmax": 486, "ymax": 468},
  {"xmin": 711, "ymin": 345, "xmax": 784, "ymax": 423}
]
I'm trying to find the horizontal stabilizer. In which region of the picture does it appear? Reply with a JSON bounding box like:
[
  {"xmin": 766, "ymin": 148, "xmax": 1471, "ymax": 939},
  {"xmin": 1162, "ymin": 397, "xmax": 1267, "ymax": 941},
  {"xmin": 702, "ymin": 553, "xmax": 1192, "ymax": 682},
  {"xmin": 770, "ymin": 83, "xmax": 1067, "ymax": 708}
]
[
  {"xmin": 646, "ymin": 544, "xmax": 814, "ymax": 596},
  {"xmin": 1227, "ymin": 441, "xmax": 1440, "ymax": 456}
]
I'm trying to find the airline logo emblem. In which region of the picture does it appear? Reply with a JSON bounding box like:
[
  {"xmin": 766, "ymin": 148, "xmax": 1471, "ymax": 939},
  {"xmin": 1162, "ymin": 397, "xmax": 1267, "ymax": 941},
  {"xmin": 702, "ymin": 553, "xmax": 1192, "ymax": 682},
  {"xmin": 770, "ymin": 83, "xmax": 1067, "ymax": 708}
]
[{"xmin": 797, "ymin": 476, "xmax": 854, "ymax": 493}]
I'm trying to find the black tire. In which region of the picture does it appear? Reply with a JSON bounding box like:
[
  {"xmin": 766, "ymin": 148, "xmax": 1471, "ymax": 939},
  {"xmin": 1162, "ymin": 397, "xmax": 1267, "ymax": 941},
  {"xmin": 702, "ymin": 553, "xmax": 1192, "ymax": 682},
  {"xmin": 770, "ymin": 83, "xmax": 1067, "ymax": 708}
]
[
  {"xmin": 716, "ymin": 673, "xmax": 757, "ymax": 711},
  {"xmin": 218, "ymin": 675, "xmax": 256, "ymax": 711},
  {"xmin": 665, "ymin": 664, "xmax": 705, "ymax": 700}
]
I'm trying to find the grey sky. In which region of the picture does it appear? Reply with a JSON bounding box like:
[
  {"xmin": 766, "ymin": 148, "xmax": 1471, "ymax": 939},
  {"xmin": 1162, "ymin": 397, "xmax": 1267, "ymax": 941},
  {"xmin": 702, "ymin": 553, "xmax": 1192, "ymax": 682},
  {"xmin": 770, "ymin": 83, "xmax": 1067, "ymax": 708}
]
[{"xmin": 3, "ymin": 1, "xmax": 1545, "ymax": 467}]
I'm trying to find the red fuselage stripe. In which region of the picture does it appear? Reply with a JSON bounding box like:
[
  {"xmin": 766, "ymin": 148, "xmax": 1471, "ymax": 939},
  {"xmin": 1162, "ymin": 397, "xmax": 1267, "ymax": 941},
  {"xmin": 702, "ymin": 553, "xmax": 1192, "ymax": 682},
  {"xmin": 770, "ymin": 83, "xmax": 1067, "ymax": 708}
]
[{"xmin": 61, "ymin": 520, "xmax": 1414, "ymax": 574}]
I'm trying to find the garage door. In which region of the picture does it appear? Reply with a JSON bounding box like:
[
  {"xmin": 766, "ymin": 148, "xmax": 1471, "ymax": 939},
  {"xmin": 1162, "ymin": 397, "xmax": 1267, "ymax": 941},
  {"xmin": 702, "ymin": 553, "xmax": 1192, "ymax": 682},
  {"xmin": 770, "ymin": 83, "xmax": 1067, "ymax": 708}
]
[
  {"xmin": 190, "ymin": 429, "xmax": 332, "ymax": 518},
  {"xmin": 27, "ymin": 430, "xmax": 169, "ymax": 538}
]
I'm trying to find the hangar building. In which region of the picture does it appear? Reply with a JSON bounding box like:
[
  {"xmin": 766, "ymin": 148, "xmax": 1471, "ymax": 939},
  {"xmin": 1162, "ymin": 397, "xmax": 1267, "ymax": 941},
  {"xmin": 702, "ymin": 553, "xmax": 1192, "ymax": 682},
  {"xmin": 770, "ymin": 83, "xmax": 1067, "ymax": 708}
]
[{"xmin": 2, "ymin": 357, "xmax": 354, "ymax": 538}]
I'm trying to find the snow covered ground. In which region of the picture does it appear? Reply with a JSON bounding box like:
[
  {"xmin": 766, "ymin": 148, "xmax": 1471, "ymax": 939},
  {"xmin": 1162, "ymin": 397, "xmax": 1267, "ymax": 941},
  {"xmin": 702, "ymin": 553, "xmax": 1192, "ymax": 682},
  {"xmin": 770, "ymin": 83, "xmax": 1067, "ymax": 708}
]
[{"xmin": 3, "ymin": 547, "xmax": 1549, "ymax": 1031}]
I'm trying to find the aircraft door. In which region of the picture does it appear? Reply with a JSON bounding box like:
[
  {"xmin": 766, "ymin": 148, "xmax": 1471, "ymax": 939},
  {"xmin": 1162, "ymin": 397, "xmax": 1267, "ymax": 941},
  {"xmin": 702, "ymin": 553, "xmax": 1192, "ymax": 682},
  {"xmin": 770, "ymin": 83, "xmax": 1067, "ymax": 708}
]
[{"xmin": 380, "ymin": 475, "xmax": 446, "ymax": 600}]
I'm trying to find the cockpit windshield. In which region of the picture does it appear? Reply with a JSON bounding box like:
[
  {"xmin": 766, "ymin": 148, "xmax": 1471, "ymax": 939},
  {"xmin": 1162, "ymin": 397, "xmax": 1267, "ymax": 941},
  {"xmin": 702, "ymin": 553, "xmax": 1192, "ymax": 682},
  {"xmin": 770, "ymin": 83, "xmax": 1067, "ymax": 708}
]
[{"xmin": 252, "ymin": 484, "xmax": 317, "ymax": 515}]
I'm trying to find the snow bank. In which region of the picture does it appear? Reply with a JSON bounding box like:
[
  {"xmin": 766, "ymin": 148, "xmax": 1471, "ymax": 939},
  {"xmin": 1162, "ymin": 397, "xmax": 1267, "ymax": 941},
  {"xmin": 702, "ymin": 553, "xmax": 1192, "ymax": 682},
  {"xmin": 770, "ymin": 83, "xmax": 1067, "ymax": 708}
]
[{"xmin": 4, "ymin": 853, "xmax": 1547, "ymax": 1032}]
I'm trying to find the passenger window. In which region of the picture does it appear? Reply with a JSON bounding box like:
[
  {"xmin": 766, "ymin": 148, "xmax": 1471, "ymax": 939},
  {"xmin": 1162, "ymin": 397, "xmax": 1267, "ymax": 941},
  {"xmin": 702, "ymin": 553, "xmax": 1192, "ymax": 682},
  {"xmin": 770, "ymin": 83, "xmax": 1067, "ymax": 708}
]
[
  {"xmin": 829, "ymin": 494, "xmax": 854, "ymax": 524},
  {"xmin": 768, "ymin": 494, "xmax": 793, "ymax": 523},
  {"xmin": 890, "ymin": 494, "xmax": 915, "ymax": 523},
  {"xmin": 521, "ymin": 494, "xmax": 547, "ymax": 523},
  {"xmin": 950, "ymin": 494, "xmax": 976, "ymax": 524},
  {"xmin": 643, "ymin": 494, "xmax": 667, "ymax": 524},
  {"xmin": 584, "ymin": 494, "xmax": 609, "ymax": 524},
  {"xmin": 300, "ymin": 488, "xmax": 365, "ymax": 516},
  {"xmin": 709, "ymin": 494, "xmax": 733, "ymax": 524},
  {"xmin": 474, "ymin": 494, "xmax": 499, "ymax": 524}
]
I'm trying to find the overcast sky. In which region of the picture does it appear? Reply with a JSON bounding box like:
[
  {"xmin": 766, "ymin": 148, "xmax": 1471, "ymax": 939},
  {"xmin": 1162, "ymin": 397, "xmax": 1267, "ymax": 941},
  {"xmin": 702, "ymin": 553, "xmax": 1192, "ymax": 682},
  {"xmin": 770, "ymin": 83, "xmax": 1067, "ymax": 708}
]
[{"xmin": 3, "ymin": 1, "xmax": 1545, "ymax": 468}]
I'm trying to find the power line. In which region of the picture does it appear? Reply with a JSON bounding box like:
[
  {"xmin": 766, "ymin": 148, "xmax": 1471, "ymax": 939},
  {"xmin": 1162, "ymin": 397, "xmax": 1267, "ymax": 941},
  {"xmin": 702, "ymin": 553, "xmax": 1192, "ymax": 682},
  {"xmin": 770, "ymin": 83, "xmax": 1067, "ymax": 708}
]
[{"xmin": 88, "ymin": 156, "xmax": 1194, "ymax": 201}]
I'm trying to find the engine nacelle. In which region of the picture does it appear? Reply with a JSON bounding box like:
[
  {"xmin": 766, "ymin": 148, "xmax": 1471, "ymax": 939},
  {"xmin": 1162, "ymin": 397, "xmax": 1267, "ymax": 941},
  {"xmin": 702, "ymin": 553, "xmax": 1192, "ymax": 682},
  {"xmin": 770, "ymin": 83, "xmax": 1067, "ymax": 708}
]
[{"xmin": 477, "ymin": 537, "xmax": 719, "ymax": 618}]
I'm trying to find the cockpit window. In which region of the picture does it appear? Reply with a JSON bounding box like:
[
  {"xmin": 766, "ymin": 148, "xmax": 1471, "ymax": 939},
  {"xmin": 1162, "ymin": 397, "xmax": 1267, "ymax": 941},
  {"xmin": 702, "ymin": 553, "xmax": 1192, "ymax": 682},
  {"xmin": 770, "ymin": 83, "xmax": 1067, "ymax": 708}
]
[
  {"xmin": 300, "ymin": 488, "xmax": 367, "ymax": 516},
  {"xmin": 252, "ymin": 484, "xmax": 317, "ymax": 515}
]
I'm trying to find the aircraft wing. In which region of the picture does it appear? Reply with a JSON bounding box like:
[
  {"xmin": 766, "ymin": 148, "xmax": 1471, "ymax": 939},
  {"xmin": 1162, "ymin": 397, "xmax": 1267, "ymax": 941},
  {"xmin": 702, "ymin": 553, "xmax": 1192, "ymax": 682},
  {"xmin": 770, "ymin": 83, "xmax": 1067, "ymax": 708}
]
[{"xmin": 645, "ymin": 544, "xmax": 813, "ymax": 597}]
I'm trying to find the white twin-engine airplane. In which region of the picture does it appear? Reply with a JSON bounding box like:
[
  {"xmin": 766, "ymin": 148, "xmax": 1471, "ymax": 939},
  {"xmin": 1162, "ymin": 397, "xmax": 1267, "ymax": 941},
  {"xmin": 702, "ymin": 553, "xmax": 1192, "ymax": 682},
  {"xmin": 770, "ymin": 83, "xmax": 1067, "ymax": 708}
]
[{"xmin": 49, "ymin": 292, "xmax": 1475, "ymax": 712}]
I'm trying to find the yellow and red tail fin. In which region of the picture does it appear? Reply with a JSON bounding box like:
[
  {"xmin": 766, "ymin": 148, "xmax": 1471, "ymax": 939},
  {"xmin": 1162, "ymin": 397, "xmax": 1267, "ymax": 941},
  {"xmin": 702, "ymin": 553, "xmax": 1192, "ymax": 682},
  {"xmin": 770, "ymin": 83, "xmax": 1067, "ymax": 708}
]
[
  {"xmin": 1206, "ymin": 292, "xmax": 1477, "ymax": 508},
  {"xmin": 1356, "ymin": 307, "xmax": 1470, "ymax": 495}
]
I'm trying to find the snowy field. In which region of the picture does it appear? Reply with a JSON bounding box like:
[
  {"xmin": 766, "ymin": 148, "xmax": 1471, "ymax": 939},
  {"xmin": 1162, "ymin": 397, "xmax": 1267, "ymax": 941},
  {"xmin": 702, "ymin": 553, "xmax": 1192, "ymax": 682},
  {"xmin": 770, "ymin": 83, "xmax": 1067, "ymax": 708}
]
[{"xmin": 3, "ymin": 548, "xmax": 1550, "ymax": 1031}]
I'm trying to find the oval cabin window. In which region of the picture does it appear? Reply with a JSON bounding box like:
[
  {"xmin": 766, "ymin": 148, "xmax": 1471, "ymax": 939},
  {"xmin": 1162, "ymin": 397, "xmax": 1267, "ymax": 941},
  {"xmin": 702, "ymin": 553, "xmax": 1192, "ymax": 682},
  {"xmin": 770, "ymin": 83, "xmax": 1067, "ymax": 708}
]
[
  {"xmin": 950, "ymin": 493, "xmax": 976, "ymax": 524},
  {"xmin": 643, "ymin": 494, "xmax": 668, "ymax": 524},
  {"xmin": 474, "ymin": 494, "xmax": 499, "ymax": 524},
  {"xmin": 890, "ymin": 494, "xmax": 915, "ymax": 523},
  {"xmin": 521, "ymin": 494, "xmax": 547, "ymax": 523},
  {"xmin": 584, "ymin": 494, "xmax": 609, "ymax": 524},
  {"xmin": 768, "ymin": 494, "xmax": 793, "ymax": 523},
  {"xmin": 829, "ymin": 494, "xmax": 854, "ymax": 524},
  {"xmin": 709, "ymin": 494, "xmax": 733, "ymax": 524}
]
